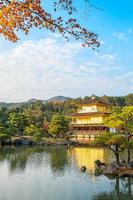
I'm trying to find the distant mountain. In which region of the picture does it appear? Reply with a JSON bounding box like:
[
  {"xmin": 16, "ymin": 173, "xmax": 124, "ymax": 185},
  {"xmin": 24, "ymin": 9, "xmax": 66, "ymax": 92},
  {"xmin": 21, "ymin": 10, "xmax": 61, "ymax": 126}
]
[
  {"xmin": 0, "ymin": 102, "xmax": 11, "ymax": 107},
  {"xmin": 0, "ymin": 102, "xmax": 25, "ymax": 108},
  {"xmin": 27, "ymin": 98, "xmax": 38, "ymax": 103},
  {"xmin": 27, "ymin": 96, "xmax": 71, "ymax": 103},
  {"xmin": 48, "ymin": 96, "xmax": 71, "ymax": 103},
  {"xmin": 0, "ymin": 94, "xmax": 133, "ymax": 108},
  {"xmin": 0, "ymin": 96, "xmax": 71, "ymax": 108}
]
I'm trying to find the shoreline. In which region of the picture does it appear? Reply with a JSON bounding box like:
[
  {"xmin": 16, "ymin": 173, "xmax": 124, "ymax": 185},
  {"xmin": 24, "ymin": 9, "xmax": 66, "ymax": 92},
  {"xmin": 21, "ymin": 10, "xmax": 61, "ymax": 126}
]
[{"xmin": 0, "ymin": 136, "xmax": 101, "ymax": 147}]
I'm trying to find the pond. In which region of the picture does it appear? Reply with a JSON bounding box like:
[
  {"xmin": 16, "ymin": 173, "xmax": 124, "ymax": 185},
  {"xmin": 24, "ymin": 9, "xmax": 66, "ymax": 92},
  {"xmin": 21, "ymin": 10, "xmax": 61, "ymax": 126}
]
[{"xmin": 0, "ymin": 146, "xmax": 133, "ymax": 200}]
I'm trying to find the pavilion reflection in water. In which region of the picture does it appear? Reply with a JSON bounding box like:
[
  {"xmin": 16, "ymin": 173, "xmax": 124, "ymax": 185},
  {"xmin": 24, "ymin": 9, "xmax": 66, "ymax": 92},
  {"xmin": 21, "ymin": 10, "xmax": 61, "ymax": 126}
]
[{"xmin": 68, "ymin": 147, "xmax": 111, "ymax": 172}]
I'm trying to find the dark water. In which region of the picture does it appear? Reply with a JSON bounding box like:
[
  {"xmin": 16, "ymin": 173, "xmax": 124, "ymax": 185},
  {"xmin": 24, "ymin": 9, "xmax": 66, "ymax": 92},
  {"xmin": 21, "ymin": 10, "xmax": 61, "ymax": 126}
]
[{"xmin": 0, "ymin": 146, "xmax": 133, "ymax": 200}]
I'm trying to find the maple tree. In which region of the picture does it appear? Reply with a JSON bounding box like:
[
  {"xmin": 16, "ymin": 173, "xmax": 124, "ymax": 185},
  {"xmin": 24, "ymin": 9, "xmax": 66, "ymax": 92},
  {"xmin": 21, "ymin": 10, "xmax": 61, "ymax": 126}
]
[{"xmin": 0, "ymin": 0, "xmax": 100, "ymax": 48}]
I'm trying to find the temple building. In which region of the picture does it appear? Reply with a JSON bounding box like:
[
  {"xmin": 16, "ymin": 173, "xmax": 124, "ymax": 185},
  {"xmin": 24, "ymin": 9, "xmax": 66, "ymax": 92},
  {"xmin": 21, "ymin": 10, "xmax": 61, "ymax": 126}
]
[{"xmin": 70, "ymin": 98, "xmax": 111, "ymax": 144}]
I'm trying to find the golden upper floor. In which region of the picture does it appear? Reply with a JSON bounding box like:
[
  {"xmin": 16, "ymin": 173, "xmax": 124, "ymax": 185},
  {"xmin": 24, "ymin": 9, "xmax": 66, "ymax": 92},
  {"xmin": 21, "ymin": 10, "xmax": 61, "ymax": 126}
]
[
  {"xmin": 71, "ymin": 114, "xmax": 108, "ymax": 125},
  {"xmin": 71, "ymin": 100, "xmax": 111, "ymax": 125},
  {"xmin": 77, "ymin": 102, "xmax": 110, "ymax": 114}
]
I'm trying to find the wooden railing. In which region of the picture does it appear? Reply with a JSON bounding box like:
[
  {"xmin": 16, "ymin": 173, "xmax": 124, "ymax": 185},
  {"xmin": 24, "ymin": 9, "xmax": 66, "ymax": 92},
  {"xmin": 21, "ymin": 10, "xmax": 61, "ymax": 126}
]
[{"xmin": 71, "ymin": 123, "xmax": 103, "ymax": 126}]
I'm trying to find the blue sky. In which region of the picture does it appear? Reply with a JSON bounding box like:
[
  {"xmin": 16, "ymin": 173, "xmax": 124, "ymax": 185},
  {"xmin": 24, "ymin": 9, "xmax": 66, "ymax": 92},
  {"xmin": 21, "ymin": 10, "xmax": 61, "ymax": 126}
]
[{"xmin": 0, "ymin": 0, "xmax": 133, "ymax": 102}]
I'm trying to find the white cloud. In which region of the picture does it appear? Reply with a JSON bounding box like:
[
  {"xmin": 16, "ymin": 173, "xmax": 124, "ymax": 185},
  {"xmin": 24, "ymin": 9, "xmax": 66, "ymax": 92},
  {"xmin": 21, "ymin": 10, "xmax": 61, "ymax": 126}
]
[
  {"xmin": 0, "ymin": 36, "xmax": 132, "ymax": 102},
  {"xmin": 113, "ymin": 32, "xmax": 128, "ymax": 41}
]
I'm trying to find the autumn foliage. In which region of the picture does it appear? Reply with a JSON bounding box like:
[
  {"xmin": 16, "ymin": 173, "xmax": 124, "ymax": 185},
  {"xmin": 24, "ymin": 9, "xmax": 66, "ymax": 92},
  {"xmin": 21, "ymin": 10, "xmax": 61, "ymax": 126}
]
[{"xmin": 0, "ymin": 0, "xmax": 100, "ymax": 48}]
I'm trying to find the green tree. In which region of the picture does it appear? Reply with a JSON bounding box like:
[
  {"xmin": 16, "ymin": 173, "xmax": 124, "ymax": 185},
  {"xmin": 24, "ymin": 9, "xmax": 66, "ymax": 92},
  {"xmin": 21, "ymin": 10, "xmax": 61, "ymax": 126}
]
[
  {"xmin": 24, "ymin": 124, "xmax": 43, "ymax": 136},
  {"xmin": 24, "ymin": 101, "xmax": 44, "ymax": 127},
  {"xmin": 24, "ymin": 124, "xmax": 39, "ymax": 136},
  {"xmin": 0, "ymin": 107, "xmax": 8, "ymax": 123},
  {"xmin": 105, "ymin": 106, "xmax": 133, "ymax": 163},
  {"xmin": 48, "ymin": 114, "xmax": 70, "ymax": 138},
  {"xmin": 8, "ymin": 112, "xmax": 27, "ymax": 136},
  {"xmin": 34, "ymin": 132, "xmax": 43, "ymax": 142},
  {"xmin": 125, "ymin": 94, "xmax": 133, "ymax": 106},
  {"xmin": 24, "ymin": 124, "xmax": 43, "ymax": 142},
  {"xmin": 95, "ymin": 132, "xmax": 127, "ymax": 164},
  {"xmin": 0, "ymin": 121, "xmax": 11, "ymax": 145}
]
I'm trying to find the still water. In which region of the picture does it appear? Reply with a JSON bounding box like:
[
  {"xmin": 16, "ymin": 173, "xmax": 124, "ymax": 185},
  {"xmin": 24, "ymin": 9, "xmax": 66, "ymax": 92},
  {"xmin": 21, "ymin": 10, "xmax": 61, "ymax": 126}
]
[{"xmin": 0, "ymin": 146, "xmax": 133, "ymax": 200}]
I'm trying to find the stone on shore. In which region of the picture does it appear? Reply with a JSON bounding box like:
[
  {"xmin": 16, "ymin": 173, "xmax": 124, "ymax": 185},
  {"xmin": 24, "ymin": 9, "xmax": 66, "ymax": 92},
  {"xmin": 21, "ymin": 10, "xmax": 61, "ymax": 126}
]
[{"xmin": 94, "ymin": 160, "xmax": 133, "ymax": 177}]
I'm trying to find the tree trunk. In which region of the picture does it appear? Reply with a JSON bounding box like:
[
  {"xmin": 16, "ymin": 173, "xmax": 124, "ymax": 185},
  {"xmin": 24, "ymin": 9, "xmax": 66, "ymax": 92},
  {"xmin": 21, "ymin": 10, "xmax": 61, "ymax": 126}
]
[
  {"xmin": 127, "ymin": 148, "xmax": 131, "ymax": 164},
  {"xmin": 115, "ymin": 152, "xmax": 120, "ymax": 164},
  {"xmin": 115, "ymin": 146, "xmax": 120, "ymax": 164},
  {"xmin": 127, "ymin": 135, "xmax": 131, "ymax": 164}
]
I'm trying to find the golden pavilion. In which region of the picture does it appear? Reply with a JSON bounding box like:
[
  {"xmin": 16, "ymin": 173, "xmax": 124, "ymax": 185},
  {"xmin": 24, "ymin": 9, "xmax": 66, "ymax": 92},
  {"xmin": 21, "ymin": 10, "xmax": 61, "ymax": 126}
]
[{"xmin": 70, "ymin": 98, "xmax": 111, "ymax": 143}]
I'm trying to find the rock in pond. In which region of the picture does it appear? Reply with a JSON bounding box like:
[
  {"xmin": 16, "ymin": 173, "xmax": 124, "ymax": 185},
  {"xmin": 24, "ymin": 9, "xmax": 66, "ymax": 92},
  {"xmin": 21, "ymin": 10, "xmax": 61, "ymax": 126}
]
[
  {"xmin": 94, "ymin": 160, "xmax": 106, "ymax": 170},
  {"xmin": 81, "ymin": 166, "xmax": 87, "ymax": 172}
]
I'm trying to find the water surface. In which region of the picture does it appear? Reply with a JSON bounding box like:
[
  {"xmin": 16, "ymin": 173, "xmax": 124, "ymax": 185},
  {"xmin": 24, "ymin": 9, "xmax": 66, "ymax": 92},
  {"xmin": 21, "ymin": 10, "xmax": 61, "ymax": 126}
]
[{"xmin": 0, "ymin": 146, "xmax": 133, "ymax": 200}]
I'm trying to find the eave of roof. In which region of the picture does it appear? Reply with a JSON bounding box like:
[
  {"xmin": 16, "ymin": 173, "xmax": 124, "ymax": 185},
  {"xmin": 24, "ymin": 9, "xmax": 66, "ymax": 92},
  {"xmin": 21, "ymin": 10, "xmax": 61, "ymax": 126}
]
[
  {"xmin": 71, "ymin": 112, "xmax": 109, "ymax": 116},
  {"xmin": 76, "ymin": 101, "xmax": 111, "ymax": 107},
  {"xmin": 71, "ymin": 124, "xmax": 108, "ymax": 127}
]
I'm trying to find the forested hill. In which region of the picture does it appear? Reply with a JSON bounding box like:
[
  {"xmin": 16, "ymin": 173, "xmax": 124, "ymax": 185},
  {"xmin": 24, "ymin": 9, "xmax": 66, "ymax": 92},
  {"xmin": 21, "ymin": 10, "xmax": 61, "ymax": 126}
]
[
  {"xmin": 48, "ymin": 96, "xmax": 71, "ymax": 102},
  {"xmin": 75, "ymin": 93, "xmax": 133, "ymax": 106},
  {"xmin": 0, "ymin": 94, "xmax": 132, "ymax": 142},
  {"xmin": 0, "ymin": 96, "xmax": 71, "ymax": 108},
  {"xmin": 0, "ymin": 94, "xmax": 133, "ymax": 109}
]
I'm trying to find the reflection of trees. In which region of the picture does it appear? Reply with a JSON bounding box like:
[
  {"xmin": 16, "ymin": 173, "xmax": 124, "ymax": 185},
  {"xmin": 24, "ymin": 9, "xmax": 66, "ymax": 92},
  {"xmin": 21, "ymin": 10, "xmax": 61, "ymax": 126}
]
[
  {"xmin": 50, "ymin": 147, "xmax": 68, "ymax": 174},
  {"xmin": 0, "ymin": 146, "xmax": 46, "ymax": 172},
  {"xmin": 93, "ymin": 177, "xmax": 133, "ymax": 200},
  {"xmin": 0, "ymin": 146, "xmax": 69, "ymax": 174},
  {"xmin": 0, "ymin": 147, "xmax": 27, "ymax": 171}
]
